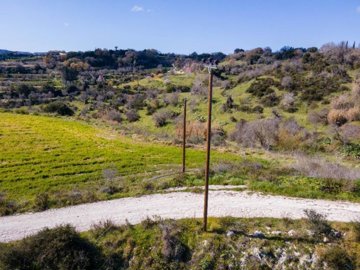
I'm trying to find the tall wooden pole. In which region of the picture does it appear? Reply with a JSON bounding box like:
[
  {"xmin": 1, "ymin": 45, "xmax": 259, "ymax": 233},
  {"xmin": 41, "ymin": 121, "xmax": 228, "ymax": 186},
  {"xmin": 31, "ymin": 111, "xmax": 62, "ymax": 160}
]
[
  {"xmin": 182, "ymin": 98, "xmax": 187, "ymax": 173},
  {"xmin": 203, "ymin": 70, "xmax": 213, "ymax": 232}
]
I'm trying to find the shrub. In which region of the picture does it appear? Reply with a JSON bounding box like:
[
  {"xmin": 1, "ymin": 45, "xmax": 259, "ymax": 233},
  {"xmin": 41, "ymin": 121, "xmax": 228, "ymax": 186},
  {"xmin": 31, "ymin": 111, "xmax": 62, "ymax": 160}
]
[
  {"xmin": 221, "ymin": 96, "xmax": 235, "ymax": 112},
  {"xmin": 304, "ymin": 209, "xmax": 332, "ymax": 239},
  {"xmin": 125, "ymin": 109, "xmax": 140, "ymax": 122},
  {"xmin": 308, "ymin": 108, "xmax": 329, "ymax": 125},
  {"xmin": 191, "ymin": 75, "xmax": 207, "ymax": 96},
  {"xmin": 164, "ymin": 92, "xmax": 180, "ymax": 106},
  {"xmin": 328, "ymin": 109, "xmax": 348, "ymax": 126},
  {"xmin": 260, "ymin": 93, "xmax": 280, "ymax": 107},
  {"xmin": 346, "ymin": 106, "xmax": 360, "ymax": 122},
  {"xmin": 43, "ymin": 101, "xmax": 75, "ymax": 116},
  {"xmin": 91, "ymin": 220, "xmax": 118, "ymax": 239},
  {"xmin": 153, "ymin": 109, "xmax": 177, "ymax": 127},
  {"xmin": 126, "ymin": 94, "xmax": 145, "ymax": 110},
  {"xmin": 107, "ymin": 109, "xmax": 122, "ymax": 123},
  {"xmin": 0, "ymin": 193, "xmax": 17, "ymax": 216},
  {"xmin": 343, "ymin": 143, "xmax": 360, "ymax": 159},
  {"xmin": 252, "ymin": 105, "xmax": 264, "ymax": 113},
  {"xmin": 340, "ymin": 124, "xmax": 360, "ymax": 142},
  {"xmin": 160, "ymin": 222, "xmax": 189, "ymax": 262},
  {"xmin": 34, "ymin": 193, "xmax": 50, "ymax": 211},
  {"xmin": 318, "ymin": 246, "xmax": 355, "ymax": 270},
  {"xmin": 280, "ymin": 92, "xmax": 297, "ymax": 112},
  {"xmin": 277, "ymin": 119, "xmax": 305, "ymax": 151},
  {"xmin": 328, "ymin": 87, "xmax": 360, "ymax": 125},
  {"xmin": 331, "ymin": 94, "xmax": 354, "ymax": 110},
  {"xmin": 176, "ymin": 121, "xmax": 205, "ymax": 144},
  {"xmin": 230, "ymin": 118, "xmax": 280, "ymax": 150},
  {"xmin": 211, "ymin": 127, "xmax": 227, "ymax": 146},
  {"xmin": 0, "ymin": 225, "xmax": 102, "ymax": 270},
  {"xmin": 293, "ymin": 155, "xmax": 360, "ymax": 181},
  {"xmin": 146, "ymin": 99, "xmax": 162, "ymax": 115},
  {"xmin": 352, "ymin": 220, "xmax": 360, "ymax": 242},
  {"xmin": 246, "ymin": 78, "xmax": 279, "ymax": 98}
]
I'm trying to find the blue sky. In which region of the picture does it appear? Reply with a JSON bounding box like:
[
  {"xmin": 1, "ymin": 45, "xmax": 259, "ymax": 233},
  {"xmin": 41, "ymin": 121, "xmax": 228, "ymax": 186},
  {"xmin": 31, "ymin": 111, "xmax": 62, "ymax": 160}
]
[{"xmin": 1, "ymin": 0, "xmax": 360, "ymax": 54}]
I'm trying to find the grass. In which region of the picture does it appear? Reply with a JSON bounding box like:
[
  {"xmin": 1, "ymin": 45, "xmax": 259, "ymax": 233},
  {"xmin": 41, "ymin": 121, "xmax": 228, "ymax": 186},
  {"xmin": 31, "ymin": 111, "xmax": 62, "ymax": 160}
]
[
  {"xmin": 1, "ymin": 217, "xmax": 359, "ymax": 269},
  {"xmin": 0, "ymin": 112, "xmax": 250, "ymax": 212},
  {"xmin": 1, "ymin": 112, "xmax": 359, "ymax": 215}
]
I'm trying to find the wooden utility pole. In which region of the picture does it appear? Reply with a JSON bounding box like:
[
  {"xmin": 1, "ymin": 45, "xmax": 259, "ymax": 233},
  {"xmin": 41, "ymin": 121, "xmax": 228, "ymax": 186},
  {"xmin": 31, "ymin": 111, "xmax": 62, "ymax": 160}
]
[
  {"xmin": 182, "ymin": 98, "xmax": 187, "ymax": 173},
  {"xmin": 203, "ymin": 64, "xmax": 216, "ymax": 231}
]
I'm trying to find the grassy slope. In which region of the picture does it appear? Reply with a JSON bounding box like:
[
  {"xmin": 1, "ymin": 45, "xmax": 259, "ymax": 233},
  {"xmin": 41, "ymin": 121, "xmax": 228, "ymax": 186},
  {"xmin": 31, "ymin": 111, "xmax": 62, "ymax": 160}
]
[
  {"xmin": 0, "ymin": 112, "xmax": 248, "ymax": 206},
  {"xmin": 1, "ymin": 111, "xmax": 360, "ymax": 215}
]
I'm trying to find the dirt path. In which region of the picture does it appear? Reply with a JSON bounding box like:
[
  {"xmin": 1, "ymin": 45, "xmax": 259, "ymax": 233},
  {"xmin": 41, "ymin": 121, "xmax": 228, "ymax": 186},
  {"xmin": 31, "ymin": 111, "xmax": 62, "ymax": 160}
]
[{"xmin": 1, "ymin": 189, "xmax": 360, "ymax": 242}]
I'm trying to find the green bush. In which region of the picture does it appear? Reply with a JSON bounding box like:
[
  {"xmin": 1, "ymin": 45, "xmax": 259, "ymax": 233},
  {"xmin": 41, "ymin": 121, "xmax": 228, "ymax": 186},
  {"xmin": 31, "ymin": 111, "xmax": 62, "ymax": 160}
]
[
  {"xmin": 0, "ymin": 193, "xmax": 17, "ymax": 216},
  {"xmin": 0, "ymin": 225, "xmax": 102, "ymax": 270},
  {"xmin": 319, "ymin": 246, "xmax": 355, "ymax": 270},
  {"xmin": 246, "ymin": 78, "xmax": 279, "ymax": 98},
  {"xmin": 43, "ymin": 101, "xmax": 75, "ymax": 116},
  {"xmin": 343, "ymin": 143, "xmax": 360, "ymax": 159}
]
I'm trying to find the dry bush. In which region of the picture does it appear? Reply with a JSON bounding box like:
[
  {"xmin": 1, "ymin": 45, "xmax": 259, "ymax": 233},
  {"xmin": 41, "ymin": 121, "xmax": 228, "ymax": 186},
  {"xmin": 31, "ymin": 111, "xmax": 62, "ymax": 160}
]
[
  {"xmin": 107, "ymin": 109, "xmax": 122, "ymax": 123},
  {"xmin": 308, "ymin": 108, "xmax": 329, "ymax": 125},
  {"xmin": 230, "ymin": 118, "xmax": 280, "ymax": 150},
  {"xmin": 346, "ymin": 106, "xmax": 360, "ymax": 121},
  {"xmin": 328, "ymin": 109, "xmax": 348, "ymax": 126},
  {"xmin": 191, "ymin": 74, "xmax": 208, "ymax": 96},
  {"xmin": 328, "ymin": 107, "xmax": 360, "ymax": 126},
  {"xmin": 328, "ymin": 82, "xmax": 360, "ymax": 125},
  {"xmin": 125, "ymin": 109, "xmax": 140, "ymax": 122},
  {"xmin": 277, "ymin": 118, "xmax": 307, "ymax": 150},
  {"xmin": 340, "ymin": 124, "xmax": 360, "ymax": 142},
  {"xmin": 331, "ymin": 94, "xmax": 354, "ymax": 110},
  {"xmin": 293, "ymin": 155, "xmax": 360, "ymax": 181},
  {"xmin": 153, "ymin": 109, "xmax": 177, "ymax": 127},
  {"xmin": 175, "ymin": 121, "xmax": 225, "ymax": 145},
  {"xmin": 164, "ymin": 92, "xmax": 180, "ymax": 106},
  {"xmin": 304, "ymin": 209, "xmax": 332, "ymax": 239},
  {"xmin": 34, "ymin": 193, "xmax": 50, "ymax": 211},
  {"xmin": 280, "ymin": 92, "xmax": 297, "ymax": 112},
  {"xmin": 352, "ymin": 79, "xmax": 360, "ymax": 99},
  {"xmin": 159, "ymin": 221, "xmax": 189, "ymax": 262},
  {"xmin": 91, "ymin": 220, "xmax": 118, "ymax": 238},
  {"xmin": 277, "ymin": 129, "xmax": 303, "ymax": 151}
]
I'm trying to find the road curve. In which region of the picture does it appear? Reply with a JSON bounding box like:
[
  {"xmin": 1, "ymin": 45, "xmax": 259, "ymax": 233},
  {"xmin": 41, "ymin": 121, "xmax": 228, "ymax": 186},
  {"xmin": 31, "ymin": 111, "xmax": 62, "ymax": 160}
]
[{"xmin": 1, "ymin": 190, "xmax": 360, "ymax": 242}]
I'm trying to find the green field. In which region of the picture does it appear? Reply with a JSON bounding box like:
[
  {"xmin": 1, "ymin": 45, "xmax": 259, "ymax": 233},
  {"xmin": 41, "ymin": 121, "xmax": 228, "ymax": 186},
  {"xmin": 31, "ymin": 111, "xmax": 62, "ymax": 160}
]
[
  {"xmin": 0, "ymin": 112, "xmax": 248, "ymax": 212},
  {"xmin": 1, "ymin": 112, "xmax": 359, "ymax": 215}
]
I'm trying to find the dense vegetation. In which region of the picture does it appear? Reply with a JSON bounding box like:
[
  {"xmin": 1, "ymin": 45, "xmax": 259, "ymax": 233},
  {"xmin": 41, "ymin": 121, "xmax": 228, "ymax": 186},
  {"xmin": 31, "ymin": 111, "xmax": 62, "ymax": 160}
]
[
  {"xmin": 1, "ymin": 42, "xmax": 360, "ymax": 214},
  {"xmin": 1, "ymin": 217, "xmax": 359, "ymax": 270}
]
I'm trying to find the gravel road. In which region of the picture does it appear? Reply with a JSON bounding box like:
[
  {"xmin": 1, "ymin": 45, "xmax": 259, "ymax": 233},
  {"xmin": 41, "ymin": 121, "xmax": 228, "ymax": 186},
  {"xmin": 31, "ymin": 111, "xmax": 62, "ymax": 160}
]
[{"xmin": 1, "ymin": 189, "xmax": 359, "ymax": 242}]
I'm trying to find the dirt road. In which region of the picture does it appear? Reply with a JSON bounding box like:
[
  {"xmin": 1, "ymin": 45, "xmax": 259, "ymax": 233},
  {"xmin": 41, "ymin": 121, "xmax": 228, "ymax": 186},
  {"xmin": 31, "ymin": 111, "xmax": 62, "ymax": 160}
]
[{"xmin": 1, "ymin": 189, "xmax": 359, "ymax": 242}]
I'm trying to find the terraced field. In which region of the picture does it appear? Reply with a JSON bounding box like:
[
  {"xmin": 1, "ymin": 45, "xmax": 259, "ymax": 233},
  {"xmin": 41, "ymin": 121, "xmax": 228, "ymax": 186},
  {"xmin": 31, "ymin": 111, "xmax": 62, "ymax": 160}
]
[{"xmin": 0, "ymin": 112, "xmax": 247, "ymax": 211}]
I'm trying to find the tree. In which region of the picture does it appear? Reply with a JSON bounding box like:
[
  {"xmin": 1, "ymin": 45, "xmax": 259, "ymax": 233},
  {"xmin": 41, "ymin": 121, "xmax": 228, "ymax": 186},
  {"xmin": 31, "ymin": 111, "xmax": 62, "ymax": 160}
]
[{"xmin": 61, "ymin": 66, "xmax": 78, "ymax": 83}]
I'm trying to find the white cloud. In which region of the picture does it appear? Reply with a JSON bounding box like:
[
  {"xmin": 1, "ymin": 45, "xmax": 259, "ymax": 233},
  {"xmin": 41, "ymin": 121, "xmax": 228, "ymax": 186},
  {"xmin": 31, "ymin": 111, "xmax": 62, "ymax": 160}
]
[
  {"xmin": 356, "ymin": 6, "xmax": 360, "ymax": 13},
  {"xmin": 131, "ymin": 5, "xmax": 144, "ymax": 12}
]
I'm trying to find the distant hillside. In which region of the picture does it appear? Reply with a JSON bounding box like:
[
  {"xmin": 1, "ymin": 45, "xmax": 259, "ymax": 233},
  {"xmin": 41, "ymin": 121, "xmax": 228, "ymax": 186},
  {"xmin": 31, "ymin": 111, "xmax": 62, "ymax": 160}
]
[{"xmin": 0, "ymin": 49, "xmax": 11, "ymax": 55}]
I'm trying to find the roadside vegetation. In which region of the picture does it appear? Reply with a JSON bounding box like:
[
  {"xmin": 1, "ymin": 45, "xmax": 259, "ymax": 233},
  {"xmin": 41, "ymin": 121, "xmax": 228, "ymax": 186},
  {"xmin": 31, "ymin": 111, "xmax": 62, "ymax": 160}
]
[{"xmin": 1, "ymin": 216, "xmax": 359, "ymax": 269}]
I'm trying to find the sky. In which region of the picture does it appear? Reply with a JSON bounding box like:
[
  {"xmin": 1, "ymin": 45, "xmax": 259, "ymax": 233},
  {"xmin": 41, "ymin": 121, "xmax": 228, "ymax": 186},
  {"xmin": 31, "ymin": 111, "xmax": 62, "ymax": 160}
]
[{"xmin": 1, "ymin": 0, "xmax": 360, "ymax": 54}]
